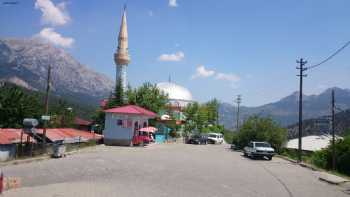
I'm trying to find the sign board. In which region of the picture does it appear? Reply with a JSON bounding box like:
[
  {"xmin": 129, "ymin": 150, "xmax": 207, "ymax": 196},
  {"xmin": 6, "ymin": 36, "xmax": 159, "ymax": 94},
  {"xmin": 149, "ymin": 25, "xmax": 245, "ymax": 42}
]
[{"xmin": 41, "ymin": 115, "xmax": 51, "ymax": 121}]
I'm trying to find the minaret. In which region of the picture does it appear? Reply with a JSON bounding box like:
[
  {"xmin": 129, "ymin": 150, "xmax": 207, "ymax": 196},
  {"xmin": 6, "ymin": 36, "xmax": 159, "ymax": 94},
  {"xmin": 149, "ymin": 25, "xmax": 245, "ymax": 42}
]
[{"xmin": 114, "ymin": 5, "xmax": 130, "ymax": 91}]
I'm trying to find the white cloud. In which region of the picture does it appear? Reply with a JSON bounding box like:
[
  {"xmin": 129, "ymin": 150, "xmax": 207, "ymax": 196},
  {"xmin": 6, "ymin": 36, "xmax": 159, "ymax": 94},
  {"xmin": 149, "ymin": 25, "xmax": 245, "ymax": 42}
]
[
  {"xmin": 36, "ymin": 28, "xmax": 74, "ymax": 48},
  {"xmin": 35, "ymin": 0, "xmax": 70, "ymax": 26},
  {"xmin": 169, "ymin": 0, "xmax": 178, "ymax": 7},
  {"xmin": 158, "ymin": 51, "xmax": 184, "ymax": 62},
  {"xmin": 215, "ymin": 73, "xmax": 240, "ymax": 82},
  {"xmin": 191, "ymin": 65, "xmax": 215, "ymax": 79}
]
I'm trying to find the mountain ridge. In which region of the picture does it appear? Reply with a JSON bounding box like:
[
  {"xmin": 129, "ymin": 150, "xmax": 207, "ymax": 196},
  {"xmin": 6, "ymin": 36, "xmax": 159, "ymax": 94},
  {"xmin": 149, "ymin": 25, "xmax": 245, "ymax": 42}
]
[
  {"xmin": 0, "ymin": 38, "xmax": 114, "ymax": 106},
  {"xmin": 219, "ymin": 87, "xmax": 350, "ymax": 129}
]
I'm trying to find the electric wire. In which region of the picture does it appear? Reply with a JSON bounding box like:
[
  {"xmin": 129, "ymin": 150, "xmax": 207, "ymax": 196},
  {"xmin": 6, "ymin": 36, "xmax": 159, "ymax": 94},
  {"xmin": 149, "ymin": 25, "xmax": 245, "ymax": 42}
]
[{"xmin": 307, "ymin": 41, "xmax": 350, "ymax": 70}]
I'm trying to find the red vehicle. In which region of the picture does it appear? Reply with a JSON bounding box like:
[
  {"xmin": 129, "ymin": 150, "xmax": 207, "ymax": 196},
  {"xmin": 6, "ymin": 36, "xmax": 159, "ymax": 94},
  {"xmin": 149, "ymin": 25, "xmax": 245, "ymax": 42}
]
[{"xmin": 132, "ymin": 132, "xmax": 151, "ymax": 146}]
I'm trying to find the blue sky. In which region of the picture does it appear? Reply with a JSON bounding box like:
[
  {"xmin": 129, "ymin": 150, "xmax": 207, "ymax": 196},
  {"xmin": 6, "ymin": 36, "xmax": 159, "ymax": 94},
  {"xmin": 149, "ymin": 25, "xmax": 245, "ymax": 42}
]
[{"xmin": 1, "ymin": 0, "xmax": 350, "ymax": 106}]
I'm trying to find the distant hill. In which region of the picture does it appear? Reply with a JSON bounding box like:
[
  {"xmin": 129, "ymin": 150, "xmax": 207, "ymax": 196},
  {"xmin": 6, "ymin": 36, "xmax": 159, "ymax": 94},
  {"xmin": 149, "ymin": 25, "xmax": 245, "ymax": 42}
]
[
  {"xmin": 219, "ymin": 88, "xmax": 350, "ymax": 129},
  {"xmin": 0, "ymin": 82, "xmax": 96, "ymax": 121},
  {"xmin": 287, "ymin": 109, "xmax": 350, "ymax": 139},
  {"xmin": 0, "ymin": 38, "xmax": 114, "ymax": 106}
]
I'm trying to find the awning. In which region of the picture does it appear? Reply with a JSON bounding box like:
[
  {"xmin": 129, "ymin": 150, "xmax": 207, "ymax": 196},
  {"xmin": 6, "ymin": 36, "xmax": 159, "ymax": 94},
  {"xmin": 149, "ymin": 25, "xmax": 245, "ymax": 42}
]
[{"xmin": 139, "ymin": 126, "xmax": 158, "ymax": 133}]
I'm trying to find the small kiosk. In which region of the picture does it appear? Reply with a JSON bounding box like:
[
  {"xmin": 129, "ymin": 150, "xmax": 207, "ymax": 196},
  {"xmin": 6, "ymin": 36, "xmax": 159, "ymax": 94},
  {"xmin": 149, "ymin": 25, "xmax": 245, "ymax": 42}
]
[{"xmin": 103, "ymin": 105, "xmax": 157, "ymax": 146}]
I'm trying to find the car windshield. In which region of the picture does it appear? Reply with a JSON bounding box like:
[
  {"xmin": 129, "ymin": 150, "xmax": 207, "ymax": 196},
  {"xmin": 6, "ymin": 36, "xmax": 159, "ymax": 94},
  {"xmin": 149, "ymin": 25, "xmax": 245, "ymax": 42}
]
[
  {"xmin": 209, "ymin": 134, "xmax": 217, "ymax": 138},
  {"xmin": 255, "ymin": 142, "xmax": 271, "ymax": 147}
]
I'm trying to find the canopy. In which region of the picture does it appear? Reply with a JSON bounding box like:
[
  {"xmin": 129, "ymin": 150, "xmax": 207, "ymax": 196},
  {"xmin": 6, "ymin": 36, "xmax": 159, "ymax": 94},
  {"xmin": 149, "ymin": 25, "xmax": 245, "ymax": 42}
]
[{"xmin": 139, "ymin": 126, "xmax": 158, "ymax": 133}]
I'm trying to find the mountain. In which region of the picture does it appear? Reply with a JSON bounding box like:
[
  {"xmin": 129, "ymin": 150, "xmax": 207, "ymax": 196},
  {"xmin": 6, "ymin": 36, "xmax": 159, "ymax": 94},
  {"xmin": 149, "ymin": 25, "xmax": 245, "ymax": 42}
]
[
  {"xmin": 0, "ymin": 38, "xmax": 114, "ymax": 106},
  {"xmin": 219, "ymin": 88, "xmax": 350, "ymax": 129},
  {"xmin": 287, "ymin": 109, "xmax": 350, "ymax": 139}
]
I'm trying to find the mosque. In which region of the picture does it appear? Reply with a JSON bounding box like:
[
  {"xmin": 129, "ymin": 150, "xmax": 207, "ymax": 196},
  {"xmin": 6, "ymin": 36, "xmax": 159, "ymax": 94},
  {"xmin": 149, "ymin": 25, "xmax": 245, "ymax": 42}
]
[
  {"xmin": 113, "ymin": 6, "xmax": 194, "ymax": 140},
  {"xmin": 114, "ymin": 6, "xmax": 194, "ymax": 108}
]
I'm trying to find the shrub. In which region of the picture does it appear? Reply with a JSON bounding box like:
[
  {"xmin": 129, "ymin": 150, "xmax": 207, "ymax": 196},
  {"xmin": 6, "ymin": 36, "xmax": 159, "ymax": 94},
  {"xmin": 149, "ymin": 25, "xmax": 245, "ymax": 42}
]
[
  {"xmin": 310, "ymin": 135, "xmax": 350, "ymax": 176},
  {"xmin": 311, "ymin": 150, "xmax": 328, "ymax": 169},
  {"xmin": 236, "ymin": 116, "xmax": 287, "ymax": 152}
]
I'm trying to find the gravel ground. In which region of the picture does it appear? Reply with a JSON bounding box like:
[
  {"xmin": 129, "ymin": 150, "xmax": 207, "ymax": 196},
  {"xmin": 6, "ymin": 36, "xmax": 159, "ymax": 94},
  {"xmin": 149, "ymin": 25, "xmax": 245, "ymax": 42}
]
[{"xmin": 2, "ymin": 143, "xmax": 348, "ymax": 197}]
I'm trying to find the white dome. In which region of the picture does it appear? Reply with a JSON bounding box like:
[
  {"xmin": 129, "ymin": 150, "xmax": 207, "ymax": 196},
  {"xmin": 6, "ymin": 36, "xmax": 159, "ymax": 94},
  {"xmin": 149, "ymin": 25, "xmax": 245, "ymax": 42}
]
[{"xmin": 157, "ymin": 82, "xmax": 193, "ymax": 101}]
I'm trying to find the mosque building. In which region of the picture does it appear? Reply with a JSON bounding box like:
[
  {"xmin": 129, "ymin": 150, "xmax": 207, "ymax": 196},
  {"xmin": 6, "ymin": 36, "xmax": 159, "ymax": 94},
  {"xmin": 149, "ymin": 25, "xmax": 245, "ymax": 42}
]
[
  {"xmin": 105, "ymin": 6, "xmax": 194, "ymax": 142},
  {"xmin": 155, "ymin": 78, "xmax": 194, "ymax": 140}
]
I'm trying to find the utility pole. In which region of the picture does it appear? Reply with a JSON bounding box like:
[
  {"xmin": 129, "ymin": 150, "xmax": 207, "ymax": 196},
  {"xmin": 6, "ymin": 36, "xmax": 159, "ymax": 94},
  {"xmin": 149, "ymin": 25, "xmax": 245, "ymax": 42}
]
[
  {"xmin": 296, "ymin": 58, "xmax": 307, "ymax": 163},
  {"xmin": 331, "ymin": 89, "xmax": 336, "ymax": 170},
  {"xmin": 235, "ymin": 95, "xmax": 242, "ymax": 132},
  {"xmin": 43, "ymin": 64, "xmax": 51, "ymax": 152}
]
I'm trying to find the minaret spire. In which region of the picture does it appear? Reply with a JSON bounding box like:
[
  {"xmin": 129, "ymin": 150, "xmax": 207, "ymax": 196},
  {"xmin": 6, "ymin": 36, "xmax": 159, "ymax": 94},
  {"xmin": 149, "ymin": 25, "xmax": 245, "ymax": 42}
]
[
  {"xmin": 115, "ymin": 5, "xmax": 130, "ymax": 66},
  {"xmin": 114, "ymin": 5, "xmax": 130, "ymax": 92}
]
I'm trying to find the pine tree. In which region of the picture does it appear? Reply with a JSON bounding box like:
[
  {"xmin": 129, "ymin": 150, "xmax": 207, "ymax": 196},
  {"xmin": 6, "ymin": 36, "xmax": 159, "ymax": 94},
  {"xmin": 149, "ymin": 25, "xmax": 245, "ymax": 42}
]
[{"xmin": 108, "ymin": 77, "xmax": 125, "ymax": 108}]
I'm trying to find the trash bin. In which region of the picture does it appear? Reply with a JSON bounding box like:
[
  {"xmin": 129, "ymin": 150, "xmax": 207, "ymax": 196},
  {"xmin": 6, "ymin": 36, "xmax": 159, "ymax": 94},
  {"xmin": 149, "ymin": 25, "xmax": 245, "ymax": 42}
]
[{"xmin": 52, "ymin": 140, "xmax": 66, "ymax": 158}]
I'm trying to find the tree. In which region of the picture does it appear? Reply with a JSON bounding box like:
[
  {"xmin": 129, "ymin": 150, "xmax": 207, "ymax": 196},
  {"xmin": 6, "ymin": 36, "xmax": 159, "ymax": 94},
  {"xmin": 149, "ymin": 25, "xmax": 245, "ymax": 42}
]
[
  {"xmin": 91, "ymin": 109, "xmax": 105, "ymax": 134},
  {"xmin": 0, "ymin": 84, "xmax": 42, "ymax": 128},
  {"xmin": 127, "ymin": 82, "xmax": 168, "ymax": 113},
  {"xmin": 205, "ymin": 99, "xmax": 219, "ymax": 125},
  {"xmin": 49, "ymin": 99, "xmax": 75, "ymax": 128},
  {"xmin": 183, "ymin": 101, "xmax": 223, "ymax": 134},
  {"xmin": 236, "ymin": 116, "xmax": 287, "ymax": 152},
  {"xmin": 108, "ymin": 78, "xmax": 125, "ymax": 108}
]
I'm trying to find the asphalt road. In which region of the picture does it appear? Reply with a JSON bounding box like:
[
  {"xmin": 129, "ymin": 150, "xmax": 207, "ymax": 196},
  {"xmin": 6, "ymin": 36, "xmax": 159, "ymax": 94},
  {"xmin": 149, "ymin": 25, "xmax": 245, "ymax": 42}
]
[{"xmin": 2, "ymin": 144, "xmax": 348, "ymax": 197}]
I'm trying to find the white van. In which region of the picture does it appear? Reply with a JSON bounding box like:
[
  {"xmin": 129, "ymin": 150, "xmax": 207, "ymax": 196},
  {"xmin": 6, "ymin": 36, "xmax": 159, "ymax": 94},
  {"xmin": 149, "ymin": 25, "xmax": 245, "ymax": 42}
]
[{"xmin": 207, "ymin": 133, "xmax": 224, "ymax": 144}]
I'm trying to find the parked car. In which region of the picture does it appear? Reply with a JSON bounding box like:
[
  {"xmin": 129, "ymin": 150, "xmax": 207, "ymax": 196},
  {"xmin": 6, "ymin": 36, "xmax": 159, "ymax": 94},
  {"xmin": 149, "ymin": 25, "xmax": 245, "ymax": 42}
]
[
  {"xmin": 187, "ymin": 134, "xmax": 208, "ymax": 145},
  {"xmin": 207, "ymin": 133, "xmax": 224, "ymax": 144},
  {"xmin": 243, "ymin": 141, "xmax": 275, "ymax": 160}
]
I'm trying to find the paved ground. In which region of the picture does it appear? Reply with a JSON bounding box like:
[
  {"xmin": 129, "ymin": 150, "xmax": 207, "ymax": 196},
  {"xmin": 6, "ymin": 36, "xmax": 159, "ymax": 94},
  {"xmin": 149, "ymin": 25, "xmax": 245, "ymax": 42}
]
[{"xmin": 2, "ymin": 144, "xmax": 348, "ymax": 197}]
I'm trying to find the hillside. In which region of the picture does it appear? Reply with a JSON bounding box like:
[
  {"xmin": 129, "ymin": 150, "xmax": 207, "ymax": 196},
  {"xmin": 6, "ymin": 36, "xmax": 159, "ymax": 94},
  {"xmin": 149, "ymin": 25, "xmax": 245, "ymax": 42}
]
[
  {"xmin": 287, "ymin": 109, "xmax": 350, "ymax": 139},
  {"xmin": 0, "ymin": 82, "xmax": 96, "ymax": 121},
  {"xmin": 219, "ymin": 88, "xmax": 350, "ymax": 129},
  {"xmin": 0, "ymin": 38, "xmax": 114, "ymax": 106}
]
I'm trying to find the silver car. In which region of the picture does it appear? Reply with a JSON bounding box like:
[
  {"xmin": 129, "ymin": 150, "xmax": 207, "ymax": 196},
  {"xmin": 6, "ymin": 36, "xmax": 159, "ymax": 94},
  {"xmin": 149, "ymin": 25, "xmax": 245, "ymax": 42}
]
[{"xmin": 243, "ymin": 141, "xmax": 275, "ymax": 160}]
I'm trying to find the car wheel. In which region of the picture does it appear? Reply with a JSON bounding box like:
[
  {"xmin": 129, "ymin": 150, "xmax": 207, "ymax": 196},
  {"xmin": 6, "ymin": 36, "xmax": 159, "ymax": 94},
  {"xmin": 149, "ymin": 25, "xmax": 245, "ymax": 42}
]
[
  {"xmin": 268, "ymin": 156, "xmax": 272, "ymax": 160},
  {"xmin": 243, "ymin": 152, "xmax": 248, "ymax": 157}
]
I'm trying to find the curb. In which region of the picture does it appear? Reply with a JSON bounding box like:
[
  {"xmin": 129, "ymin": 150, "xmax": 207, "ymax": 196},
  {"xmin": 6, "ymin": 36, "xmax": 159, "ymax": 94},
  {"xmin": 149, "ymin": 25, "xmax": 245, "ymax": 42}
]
[
  {"xmin": 275, "ymin": 155, "xmax": 318, "ymax": 171},
  {"xmin": 318, "ymin": 177, "xmax": 344, "ymax": 185},
  {"xmin": 0, "ymin": 146, "xmax": 97, "ymax": 167},
  {"xmin": 0, "ymin": 156, "xmax": 50, "ymax": 167},
  {"xmin": 276, "ymin": 155, "xmax": 349, "ymax": 185}
]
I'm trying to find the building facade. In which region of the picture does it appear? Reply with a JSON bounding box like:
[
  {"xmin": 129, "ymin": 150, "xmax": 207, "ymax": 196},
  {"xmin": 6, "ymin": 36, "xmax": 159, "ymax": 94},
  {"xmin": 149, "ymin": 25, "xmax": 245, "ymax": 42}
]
[{"xmin": 103, "ymin": 105, "xmax": 156, "ymax": 146}]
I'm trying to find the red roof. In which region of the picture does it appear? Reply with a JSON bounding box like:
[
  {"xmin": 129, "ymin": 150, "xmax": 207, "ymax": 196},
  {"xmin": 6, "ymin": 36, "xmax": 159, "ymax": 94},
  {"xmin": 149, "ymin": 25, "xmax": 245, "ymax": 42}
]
[
  {"xmin": 0, "ymin": 129, "xmax": 35, "ymax": 144},
  {"xmin": 74, "ymin": 117, "xmax": 92, "ymax": 126},
  {"xmin": 36, "ymin": 128, "xmax": 103, "ymax": 142},
  {"xmin": 104, "ymin": 105, "xmax": 157, "ymax": 117},
  {"xmin": 0, "ymin": 128, "xmax": 102, "ymax": 144}
]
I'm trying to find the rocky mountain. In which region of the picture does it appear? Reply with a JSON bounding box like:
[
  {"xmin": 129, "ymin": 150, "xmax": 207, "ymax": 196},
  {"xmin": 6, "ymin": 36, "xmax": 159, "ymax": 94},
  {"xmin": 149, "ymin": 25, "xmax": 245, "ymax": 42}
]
[
  {"xmin": 219, "ymin": 88, "xmax": 350, "ymax": 129},
  {"xmin": 287, "ymin": 109, "xmax": 350, "ymax": 139},
  {"xmin": 0, "ymin": 38, "xmax": 114, "ymax": 106}
]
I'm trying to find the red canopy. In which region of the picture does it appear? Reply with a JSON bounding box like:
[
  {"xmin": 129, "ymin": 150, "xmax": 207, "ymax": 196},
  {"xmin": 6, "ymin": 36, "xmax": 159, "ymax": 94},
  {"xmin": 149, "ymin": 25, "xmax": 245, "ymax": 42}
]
[{"xmin": 139, "ymin": 126, "xmax": 158, "ymax": 133}]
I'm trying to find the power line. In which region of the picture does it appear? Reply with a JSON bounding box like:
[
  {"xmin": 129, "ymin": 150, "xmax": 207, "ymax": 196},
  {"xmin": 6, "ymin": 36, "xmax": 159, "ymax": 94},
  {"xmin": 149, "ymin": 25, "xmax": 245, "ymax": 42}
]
[{"xmin": 307, "ymin": 41, "xmax": 350, "ymax": 70}]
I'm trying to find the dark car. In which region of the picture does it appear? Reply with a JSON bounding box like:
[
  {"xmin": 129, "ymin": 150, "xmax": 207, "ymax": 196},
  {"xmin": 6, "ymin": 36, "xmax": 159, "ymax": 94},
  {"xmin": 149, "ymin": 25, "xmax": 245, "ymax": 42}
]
[{"xmin": 187, "ymin": 134, "xmax": 208, "ymax": 145}]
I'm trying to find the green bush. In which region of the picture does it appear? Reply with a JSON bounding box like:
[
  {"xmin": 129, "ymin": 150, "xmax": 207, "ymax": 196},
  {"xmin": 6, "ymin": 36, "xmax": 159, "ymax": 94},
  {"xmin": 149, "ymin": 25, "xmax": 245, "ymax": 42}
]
[
  {"xmin": 311, "ymin": 150, "xmax": 328, "ymax": 169},
  {"xmin": 335, "ymin": 136, "xmax": 350, "ymax": 175},
  {"xmin": 310, "ymin": 135, "xmax": 350, "ymax": 176},
  {"xmin": 236, "ymin": 116, "xmax": 287, "ymax": 152},
  {"xmin": 223, "ymin": 130, "xmax": 238, "ymax": 145}
]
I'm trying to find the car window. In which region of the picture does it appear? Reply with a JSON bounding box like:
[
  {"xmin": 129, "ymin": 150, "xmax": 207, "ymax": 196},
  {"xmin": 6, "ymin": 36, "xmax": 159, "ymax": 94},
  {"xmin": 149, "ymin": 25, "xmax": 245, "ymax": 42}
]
[{"xmin": 255, "ymin": 142, "xmax": 271, "ymax": 147}]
